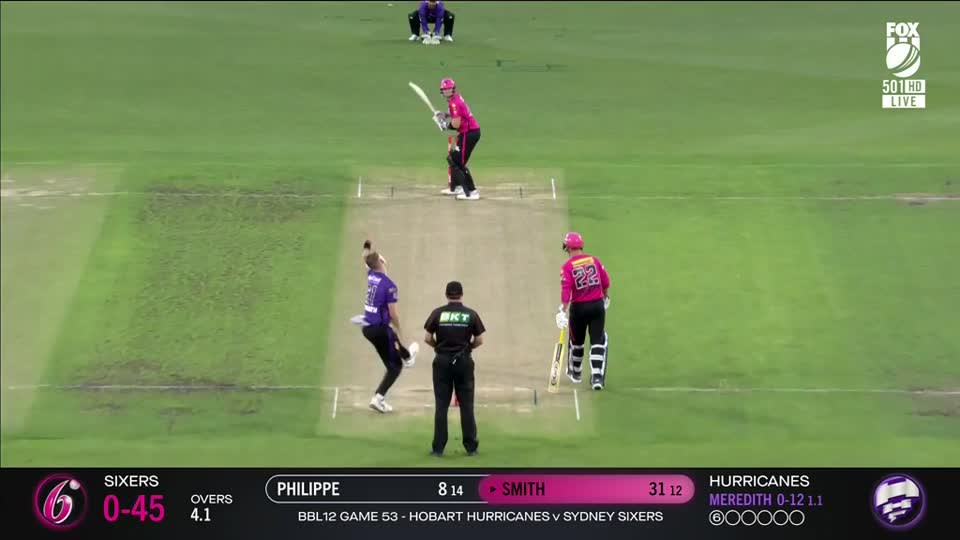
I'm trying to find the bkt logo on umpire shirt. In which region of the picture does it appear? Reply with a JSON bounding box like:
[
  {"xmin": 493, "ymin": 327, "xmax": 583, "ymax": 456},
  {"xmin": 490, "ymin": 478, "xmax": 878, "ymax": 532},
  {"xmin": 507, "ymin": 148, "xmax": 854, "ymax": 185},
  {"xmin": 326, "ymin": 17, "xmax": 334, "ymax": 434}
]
[{"xmin": 439, "ymin": 312, "xmax": 471, "ymax": 324}]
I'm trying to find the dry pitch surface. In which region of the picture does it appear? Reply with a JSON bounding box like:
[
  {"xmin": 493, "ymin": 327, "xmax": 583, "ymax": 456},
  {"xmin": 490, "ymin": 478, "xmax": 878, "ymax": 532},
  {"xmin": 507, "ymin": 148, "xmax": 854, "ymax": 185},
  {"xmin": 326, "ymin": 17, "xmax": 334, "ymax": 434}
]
[{"xmin": 320, "ymin": 169, "xmax": 592, "ymax": 437}]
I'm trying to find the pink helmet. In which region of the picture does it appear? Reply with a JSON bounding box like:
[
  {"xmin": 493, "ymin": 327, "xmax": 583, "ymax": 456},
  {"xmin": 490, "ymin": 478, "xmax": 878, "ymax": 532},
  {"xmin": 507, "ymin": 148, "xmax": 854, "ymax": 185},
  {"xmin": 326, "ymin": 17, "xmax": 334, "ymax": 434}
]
[
  {"xmin": 562, "ymin": 232, "xmax": 584, "ymax": 250},
  {"xmin": 440, "ymin": 78, "xmax": 456, "ymax": 91}
]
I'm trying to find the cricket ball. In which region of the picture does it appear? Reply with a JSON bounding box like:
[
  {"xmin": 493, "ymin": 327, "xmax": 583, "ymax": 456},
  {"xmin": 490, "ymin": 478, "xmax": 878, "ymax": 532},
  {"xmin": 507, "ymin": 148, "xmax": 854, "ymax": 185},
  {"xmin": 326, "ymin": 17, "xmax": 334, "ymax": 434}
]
[{"xmin": 886, "ymin": 42, "xmax": 920, "ymax": 78}]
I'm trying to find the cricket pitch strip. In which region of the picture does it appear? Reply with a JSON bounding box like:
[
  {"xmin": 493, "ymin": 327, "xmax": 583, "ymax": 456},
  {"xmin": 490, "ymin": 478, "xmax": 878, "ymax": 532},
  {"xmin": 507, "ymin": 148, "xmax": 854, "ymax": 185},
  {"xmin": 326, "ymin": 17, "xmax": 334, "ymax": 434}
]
[{"xmin": 320, "ymin": 170, "xmax": 591, "ymax": 435}]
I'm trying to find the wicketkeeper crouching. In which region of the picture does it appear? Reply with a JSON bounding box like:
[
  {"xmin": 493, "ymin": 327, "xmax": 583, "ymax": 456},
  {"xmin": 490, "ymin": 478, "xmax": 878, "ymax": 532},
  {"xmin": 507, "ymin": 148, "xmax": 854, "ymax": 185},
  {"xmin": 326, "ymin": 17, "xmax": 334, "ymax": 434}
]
[
  {"xmin": 408, "ymin": 1, "xmax": 455, "ymax": 44},
  {"xmin": 555, "ymin": 232, "xmax": 611, "ymax": 390}
]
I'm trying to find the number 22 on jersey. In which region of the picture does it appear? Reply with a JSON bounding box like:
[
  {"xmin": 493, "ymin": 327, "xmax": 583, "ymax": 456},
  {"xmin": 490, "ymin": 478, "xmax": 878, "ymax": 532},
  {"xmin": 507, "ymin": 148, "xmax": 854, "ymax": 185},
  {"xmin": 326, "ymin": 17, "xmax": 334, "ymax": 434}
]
[{"xmin": 572, "ymin": 261, "xmax": 601, "ymax": 290}]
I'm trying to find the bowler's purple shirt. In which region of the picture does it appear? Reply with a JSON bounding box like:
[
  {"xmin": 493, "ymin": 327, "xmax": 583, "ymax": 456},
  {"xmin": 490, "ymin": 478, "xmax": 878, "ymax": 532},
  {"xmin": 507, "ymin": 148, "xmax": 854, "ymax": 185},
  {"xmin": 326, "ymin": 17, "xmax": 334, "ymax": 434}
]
[
  {"xmin": 363, "ymin": 270, "xmax": 398, "ymax": 326},
  {"xmin": 418, "ymin": 1, "xmax": 445, "ymax": 34}
]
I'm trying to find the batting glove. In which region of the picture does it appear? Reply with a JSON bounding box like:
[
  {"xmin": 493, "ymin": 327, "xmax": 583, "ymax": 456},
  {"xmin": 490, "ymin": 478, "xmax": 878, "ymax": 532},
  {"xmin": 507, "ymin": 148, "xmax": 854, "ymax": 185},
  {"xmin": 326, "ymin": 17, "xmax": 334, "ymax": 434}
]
[
  {"xmin": 604, "ymin": 297, "xmax": 611, "ymax": 310},
  {"xmin": 555, "ymin": 306, "xmax": 568, "ymax": 329}
]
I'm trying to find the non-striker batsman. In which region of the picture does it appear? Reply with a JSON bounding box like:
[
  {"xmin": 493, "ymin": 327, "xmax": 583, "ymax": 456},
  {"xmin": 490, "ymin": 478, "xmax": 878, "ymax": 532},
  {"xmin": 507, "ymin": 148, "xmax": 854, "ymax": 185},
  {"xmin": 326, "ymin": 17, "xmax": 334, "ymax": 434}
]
[{"xmin": 555, "ymin": 232, "xmax": 611, "ymax": 390}]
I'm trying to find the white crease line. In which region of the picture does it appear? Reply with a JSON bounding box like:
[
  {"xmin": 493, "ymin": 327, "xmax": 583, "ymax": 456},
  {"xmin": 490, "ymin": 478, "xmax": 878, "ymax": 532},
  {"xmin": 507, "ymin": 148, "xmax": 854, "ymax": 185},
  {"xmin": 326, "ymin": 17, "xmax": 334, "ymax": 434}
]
[
  {"xmin": 1, "ymin": 190, "xmax": 956, "ymax": 202},
  {"xmin": 2, "ymin": 161, "xmax": 957, "ymax": 168},
  {"xmin": 0, "ymin": 190, "xmax": 339, "ymax": 200},
  {"xmin": 1, "ymin": 383, "xmax": 534, "ymax": 393},
  {"xmin": 360, "ymin": 193, "xmax": 555, "ymax": 201},
  {"xmin": 3, "ymin": 384, "xmax": 957, "ymax": 396},
  {"xmin": 357, "ymin": 177, "xmax": 362, "ymax": 199},
  {"xmin": 341, "ymin": 402, "xmax": 539, "ymax": 411},
  {"xmin": 551, "ymin": 177, "xmax": 557, "ymax": 200},
  {"xmin": 332, "ymin": 386, "xmax": 339, "ymax": 419},
  {"xmin": 573, "ymin": 389, "xmax": 581, "ymax": 421}
]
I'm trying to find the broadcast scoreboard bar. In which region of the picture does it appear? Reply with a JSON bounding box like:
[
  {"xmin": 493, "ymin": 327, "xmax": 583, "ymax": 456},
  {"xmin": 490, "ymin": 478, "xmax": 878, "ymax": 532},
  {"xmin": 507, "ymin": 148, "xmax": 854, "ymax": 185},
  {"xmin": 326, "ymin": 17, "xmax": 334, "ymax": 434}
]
[{"xmin": 5, "ymin": 468, "xmax": 951, "ymax": 539}]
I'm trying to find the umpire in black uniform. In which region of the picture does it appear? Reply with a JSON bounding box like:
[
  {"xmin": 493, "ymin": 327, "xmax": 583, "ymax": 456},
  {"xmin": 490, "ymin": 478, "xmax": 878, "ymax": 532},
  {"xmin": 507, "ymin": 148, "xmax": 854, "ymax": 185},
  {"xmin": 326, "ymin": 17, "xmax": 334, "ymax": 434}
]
[{"xmin": 423, "ymin": 281, "xmax": 485, "ymax": 456}]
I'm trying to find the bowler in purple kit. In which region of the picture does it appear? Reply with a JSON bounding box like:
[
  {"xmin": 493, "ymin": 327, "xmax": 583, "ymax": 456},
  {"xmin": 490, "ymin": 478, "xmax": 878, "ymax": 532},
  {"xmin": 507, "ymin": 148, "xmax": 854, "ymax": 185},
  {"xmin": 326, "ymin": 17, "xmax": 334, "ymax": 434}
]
[{"xmin": 354, "ymin": 240, "xmax": 419, "ymax": 413}]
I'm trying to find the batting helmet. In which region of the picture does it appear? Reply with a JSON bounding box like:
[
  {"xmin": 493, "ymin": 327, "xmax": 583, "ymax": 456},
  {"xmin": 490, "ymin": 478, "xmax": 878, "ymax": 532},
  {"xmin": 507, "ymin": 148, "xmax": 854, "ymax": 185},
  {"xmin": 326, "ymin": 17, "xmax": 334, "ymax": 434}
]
[
  {"xmin": 562, "ymin": 232, "xmax": 584, "ymax": 251},
  {"xmin": 440, "ymin": 78, "xmax": 456, "ymax": 91}
]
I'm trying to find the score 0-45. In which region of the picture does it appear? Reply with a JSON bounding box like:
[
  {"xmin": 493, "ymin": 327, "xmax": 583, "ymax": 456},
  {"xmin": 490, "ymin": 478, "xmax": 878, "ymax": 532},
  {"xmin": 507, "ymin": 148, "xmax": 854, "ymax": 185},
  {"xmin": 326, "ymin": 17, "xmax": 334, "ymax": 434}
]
[{"xmin": 103, "ymin": 494, "xmax": 165, "ymax": 523}]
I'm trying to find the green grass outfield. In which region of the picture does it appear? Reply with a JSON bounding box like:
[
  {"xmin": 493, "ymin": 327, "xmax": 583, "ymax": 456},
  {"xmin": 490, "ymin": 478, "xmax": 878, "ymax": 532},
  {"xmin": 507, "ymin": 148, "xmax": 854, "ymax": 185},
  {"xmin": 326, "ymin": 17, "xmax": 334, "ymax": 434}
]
[{"xmin": 2, "ymin": 1, "xmax": 958, "ymax": 466}]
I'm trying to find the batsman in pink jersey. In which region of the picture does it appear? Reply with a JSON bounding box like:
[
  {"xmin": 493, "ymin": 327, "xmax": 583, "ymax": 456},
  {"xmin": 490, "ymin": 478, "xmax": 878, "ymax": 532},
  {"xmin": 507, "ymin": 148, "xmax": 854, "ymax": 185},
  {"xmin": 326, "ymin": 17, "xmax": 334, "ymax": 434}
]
[
  {"xmin": 434, "ymin": 77, "xmax": 482, "ymax": 200},
  {"xmin": 556, "ymin": 232, "xmax": 611, "ymax": 390}
]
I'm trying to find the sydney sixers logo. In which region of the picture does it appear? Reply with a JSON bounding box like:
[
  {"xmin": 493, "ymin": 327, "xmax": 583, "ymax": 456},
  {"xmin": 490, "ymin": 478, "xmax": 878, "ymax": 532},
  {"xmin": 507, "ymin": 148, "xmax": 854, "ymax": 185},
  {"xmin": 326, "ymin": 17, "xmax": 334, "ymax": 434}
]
[{"xmin": 33, "ymin": 474, "xmax": 88, "ymax": 530}]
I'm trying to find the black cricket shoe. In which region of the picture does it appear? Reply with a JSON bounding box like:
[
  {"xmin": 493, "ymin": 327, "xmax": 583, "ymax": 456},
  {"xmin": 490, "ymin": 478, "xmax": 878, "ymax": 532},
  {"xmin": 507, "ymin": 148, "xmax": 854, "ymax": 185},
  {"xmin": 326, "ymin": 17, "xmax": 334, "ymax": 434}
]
[
  {"xmin": 430, "ymin": 451, "xmax": 443, "ymax": 457},
  {"xmin": 591, "ymin": 374, "xmax": 603, "ymax": 391},
  {"xmin": 466, "ymin": 450, "xmax": 478, "ymax": 456}
]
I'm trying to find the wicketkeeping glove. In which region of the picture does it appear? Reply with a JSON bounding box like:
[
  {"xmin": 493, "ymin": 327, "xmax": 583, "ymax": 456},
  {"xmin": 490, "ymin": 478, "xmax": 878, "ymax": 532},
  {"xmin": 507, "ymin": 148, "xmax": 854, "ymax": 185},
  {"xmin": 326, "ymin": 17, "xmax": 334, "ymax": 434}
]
[{"xmin": 604, "ymin": 297, "xmax": 611, "ymax": 310}]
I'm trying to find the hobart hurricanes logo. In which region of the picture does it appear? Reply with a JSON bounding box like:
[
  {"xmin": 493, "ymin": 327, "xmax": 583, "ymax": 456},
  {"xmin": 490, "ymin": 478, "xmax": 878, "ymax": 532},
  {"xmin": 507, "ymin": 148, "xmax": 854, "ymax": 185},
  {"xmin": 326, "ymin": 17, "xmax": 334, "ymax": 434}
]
[{"xmin": 872, "ymin": 474, "xmax": 925, "ymax": 530}]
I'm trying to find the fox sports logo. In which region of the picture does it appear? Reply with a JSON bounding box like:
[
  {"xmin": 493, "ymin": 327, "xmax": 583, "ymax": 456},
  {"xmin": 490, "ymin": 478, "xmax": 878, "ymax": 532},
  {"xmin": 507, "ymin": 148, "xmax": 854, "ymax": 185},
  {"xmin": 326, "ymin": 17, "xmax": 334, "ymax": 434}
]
[
  {"xmin": 33, "ymin": 474, "xmax": 88, "ymax": 530},
  {"xmin": 885, "ymin": 22, "xmax": 921, "ymax": 78}
]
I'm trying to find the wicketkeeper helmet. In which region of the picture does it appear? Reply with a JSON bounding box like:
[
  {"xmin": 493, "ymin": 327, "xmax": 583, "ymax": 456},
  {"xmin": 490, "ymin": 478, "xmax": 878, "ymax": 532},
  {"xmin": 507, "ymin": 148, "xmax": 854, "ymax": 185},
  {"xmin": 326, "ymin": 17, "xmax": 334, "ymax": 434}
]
[{"xmin": 562, "ymin": 232, "xmax": 584, "ymax": 251}]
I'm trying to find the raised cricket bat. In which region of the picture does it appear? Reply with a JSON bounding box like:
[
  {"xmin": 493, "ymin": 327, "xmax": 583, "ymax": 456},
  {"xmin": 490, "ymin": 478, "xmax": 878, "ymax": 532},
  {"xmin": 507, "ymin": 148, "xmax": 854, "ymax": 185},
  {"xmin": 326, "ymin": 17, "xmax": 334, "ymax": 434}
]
[
  {"xmin": 547, "ymin": 326, "xmax": 567, "ymax": 393},
  {"xmin": 408, "ymin": 81, "xmax": 444, "ymax": 131}
]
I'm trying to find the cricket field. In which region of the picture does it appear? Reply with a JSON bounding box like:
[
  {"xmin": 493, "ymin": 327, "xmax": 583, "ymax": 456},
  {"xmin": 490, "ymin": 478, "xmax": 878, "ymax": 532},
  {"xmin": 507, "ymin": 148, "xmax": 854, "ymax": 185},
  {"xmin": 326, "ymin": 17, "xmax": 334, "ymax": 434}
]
[{"xmin": 1, "ymin": 2, "xmax": 958, "ymax": 467}]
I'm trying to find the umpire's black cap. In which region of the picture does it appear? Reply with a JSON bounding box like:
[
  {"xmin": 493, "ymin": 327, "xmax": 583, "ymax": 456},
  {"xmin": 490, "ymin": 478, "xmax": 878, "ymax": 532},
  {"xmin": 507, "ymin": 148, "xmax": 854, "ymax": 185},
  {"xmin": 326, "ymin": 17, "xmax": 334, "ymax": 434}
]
[{"xmin": 445, "ymin": 281, "xmax": 463, "ymax": 298}]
